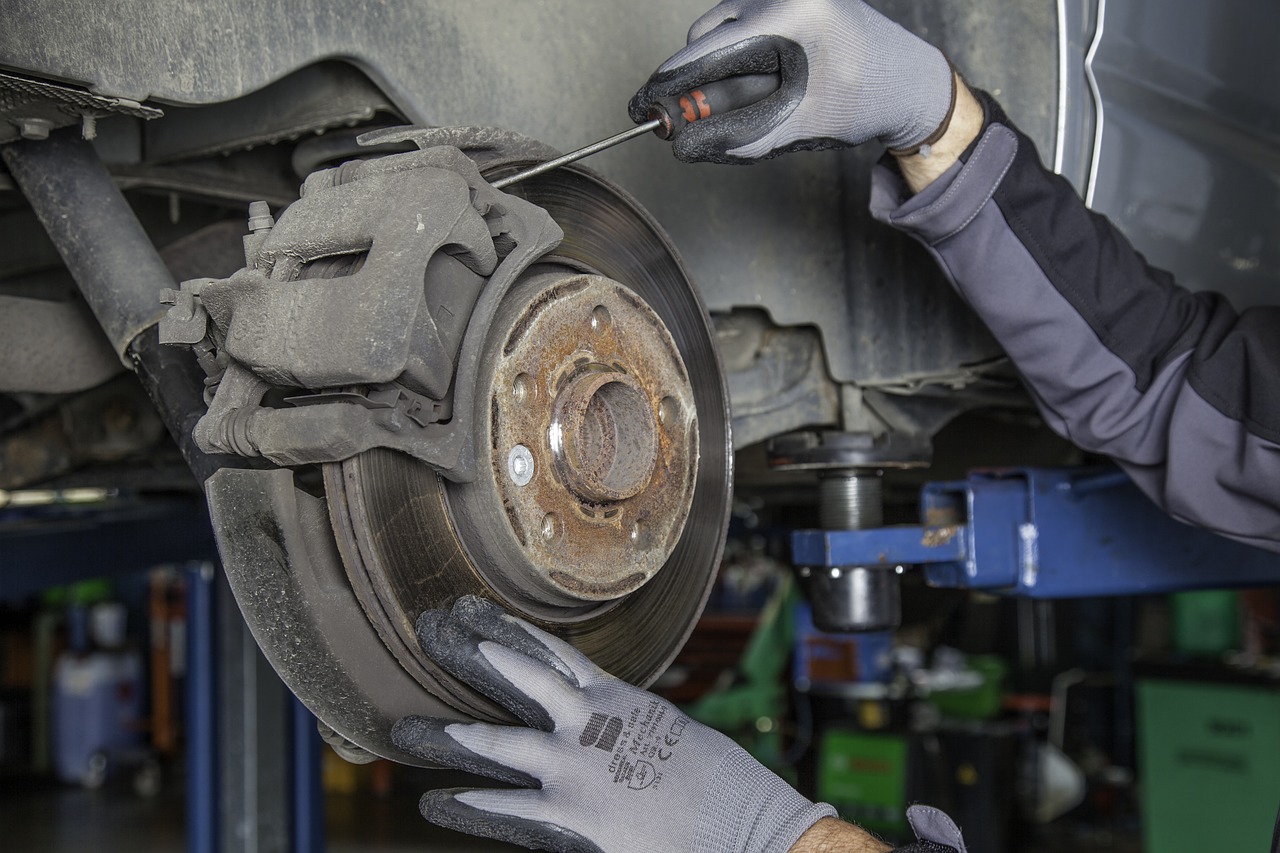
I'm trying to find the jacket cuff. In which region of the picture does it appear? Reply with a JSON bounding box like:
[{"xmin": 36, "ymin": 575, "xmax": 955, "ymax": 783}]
[{"xmin": 869, "ymin": 91, "xmax": 1019, "ymax": 247}]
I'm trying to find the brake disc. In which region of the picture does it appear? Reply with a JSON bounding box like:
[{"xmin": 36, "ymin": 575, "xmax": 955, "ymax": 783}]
[
  {"xmin": 199, "ymin": 128, "xmax": 732, "ymax": 752},
  {"xmin": 321, "ymin": 137, "xmax": 731, "ymax": 723}
]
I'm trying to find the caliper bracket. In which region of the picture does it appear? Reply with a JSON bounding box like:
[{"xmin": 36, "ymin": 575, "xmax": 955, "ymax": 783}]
[{"xmin": 161, "ymin": 134, "xmax": 563, "ymax": 481}]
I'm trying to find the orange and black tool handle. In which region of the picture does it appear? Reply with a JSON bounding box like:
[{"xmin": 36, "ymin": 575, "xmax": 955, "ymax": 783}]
[{"xmin": 647, "ymin": 73, "xmax": 782, "ymax": 141}]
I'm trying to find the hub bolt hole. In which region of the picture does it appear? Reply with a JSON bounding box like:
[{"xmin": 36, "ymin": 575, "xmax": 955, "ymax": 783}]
[
  {"xmin": 512, "ymin": 373, "xmax": 535, "ymax": 405},
  {"xmin": 540, "ymin": 513, "xmax": 559, "ymax": 542},
  {"xmin": 590, "ymin": 305, "xmax": 611, "ymax": 334},
  {"xmin": 658, "ymin": 396, "xmax": 679, "ymax": 426}
]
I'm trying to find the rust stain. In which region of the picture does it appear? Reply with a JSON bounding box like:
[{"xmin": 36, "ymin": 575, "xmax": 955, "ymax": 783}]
[
  {"xmin": 921, "ymin": 525, "xmax": 962, "ymax": 548},
  {"xmin": 504, "ymin": 277, "xmax": 589, "ymax": 356},
  {"xmin": 548, "ymin": 570, "xmax": 647, "ymax": 598}
]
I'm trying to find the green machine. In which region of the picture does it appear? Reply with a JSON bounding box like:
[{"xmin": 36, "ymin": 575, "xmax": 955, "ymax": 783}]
[
  {"xmin": 817, "ymin": 729, "xmax": 910, "ymax": 837},
  {"xmin": 1138, "ymin": 677, "xmax": 1280, "ymax": 852}
]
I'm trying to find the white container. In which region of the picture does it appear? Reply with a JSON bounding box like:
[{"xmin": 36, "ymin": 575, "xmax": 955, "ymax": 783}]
[{"xmin": 52, "ymin": 648, "xmax": 144, "ymax": 786}]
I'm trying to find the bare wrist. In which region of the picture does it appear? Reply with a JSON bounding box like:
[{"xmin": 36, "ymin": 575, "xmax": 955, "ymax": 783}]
[
  {"xmin": 789, "ymin": 817, "xmax": 893, "ymax": 853},
  {"xmin": 892, "ymin": 73, "xmax": 984, "ymax": 194}
]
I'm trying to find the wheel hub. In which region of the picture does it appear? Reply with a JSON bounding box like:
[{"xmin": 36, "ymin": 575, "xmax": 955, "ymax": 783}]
[{"xmin": 485, "ymin": 273, "xmax": 697, "ymax": 604}]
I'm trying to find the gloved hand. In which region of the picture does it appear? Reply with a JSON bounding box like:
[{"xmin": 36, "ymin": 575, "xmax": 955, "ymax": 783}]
[
  {"xmin": 629, "ymin": 0, "xmax": 955, "ymax": 163},
  {"xmin": 391, "ymin": 595, "xmax": 836, "ymax": 853}
]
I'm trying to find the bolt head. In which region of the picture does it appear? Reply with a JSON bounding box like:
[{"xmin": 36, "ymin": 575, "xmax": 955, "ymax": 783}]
[
  {"xmin": 247, "ymin": 200, "xmax": 275, "ymax": 233},
  {"xmin": 18, "ymin": 117, "xmax": 53, "ymax": 141},
  {"xmin": 507, "ymin": 444, "xmax": 534, "ymax": 486}
]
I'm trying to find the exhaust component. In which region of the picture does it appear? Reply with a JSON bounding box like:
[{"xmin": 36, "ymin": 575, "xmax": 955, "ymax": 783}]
[
  {"xmin": 2, "ymin": 128, "xmax": 265, "ymax": 484},
  {"xmin": 0, "ymin": 296, "xmax": 120, "ymax": 393},
  {"xmin": 2, "ymin": 129, "xmax": 169, "ymax": 363}
]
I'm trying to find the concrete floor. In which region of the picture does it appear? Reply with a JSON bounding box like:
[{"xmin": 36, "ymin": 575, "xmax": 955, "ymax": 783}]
[
  {"xmin": 0, "ymin": 776, "xmax": 519, "ymax": 852},
  {"xmin": 0, "ymin": 774, "xmax": 1145, "ymax": 852}
]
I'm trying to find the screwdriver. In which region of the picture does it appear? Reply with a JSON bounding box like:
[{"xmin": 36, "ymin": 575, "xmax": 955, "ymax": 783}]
[{"xmin": 490, "ymin": 73, "xmax": 781, "ymax": 190}]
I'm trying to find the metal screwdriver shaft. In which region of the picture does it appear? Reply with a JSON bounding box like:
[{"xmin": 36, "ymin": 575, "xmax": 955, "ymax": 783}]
[{"xmin": 490, "ymin": 119, "xmax": 663, "ymax": 189}]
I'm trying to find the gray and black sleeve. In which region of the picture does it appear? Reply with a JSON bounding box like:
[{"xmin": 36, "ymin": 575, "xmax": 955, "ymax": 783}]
[{"xmin": 869, "ymin": 91, "xmax": 1280, "ymax": 553}]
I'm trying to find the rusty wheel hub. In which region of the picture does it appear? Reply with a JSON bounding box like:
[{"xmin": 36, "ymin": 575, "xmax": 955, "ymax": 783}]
[{"xmin": 486, "ymin": 273, "xmax": 697, "ymax": 604}]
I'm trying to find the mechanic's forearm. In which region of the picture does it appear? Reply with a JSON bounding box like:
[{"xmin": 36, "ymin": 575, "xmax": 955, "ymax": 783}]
[
  {"xmin": 790, "ymin": 817, "xmax": 891, "ymax": 852},
  {"xmin": 870, "ymin": 89, "xmax": 1280, "ymax": 552},
  {"xmin": 892, "ymin": 73, "xmax": 983, "ymax": 194}
]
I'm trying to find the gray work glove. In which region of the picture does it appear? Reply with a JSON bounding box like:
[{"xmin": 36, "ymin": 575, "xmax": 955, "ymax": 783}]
[
  {"xmin": 893, "ymin": 804, "xmax": 968, "ymax": 852},
  {"xmin": 392, "ymin": 595, "xmax": 836, "ymax": 853},
  {"xmin": 629, "ymin": 0, "xmax": 955, "ymax": 163}
]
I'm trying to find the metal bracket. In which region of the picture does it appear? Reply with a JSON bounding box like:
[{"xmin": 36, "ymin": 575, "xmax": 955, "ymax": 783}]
[
  {"xmin": 162, "ymin": 133, "xmax": 565, "ymax": 482},
  {"xmin": 0, "ymin": 70, "xmax": 162, "ymax": 144}
]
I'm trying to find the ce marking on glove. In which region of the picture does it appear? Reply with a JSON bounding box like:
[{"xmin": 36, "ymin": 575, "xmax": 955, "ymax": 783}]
[
  {"xmin": 658, "ymin": 714, "xmax": 689, "ymax": 761},
  {"xmin": 605, "ymin": 700, "xmax": 689, "ymax": 790}
]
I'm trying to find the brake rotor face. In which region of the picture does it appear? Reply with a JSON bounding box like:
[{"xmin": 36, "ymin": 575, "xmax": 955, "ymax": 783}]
[{"xmin": 323, "ymin": 147, "xmax": 732, "ymax": 721}]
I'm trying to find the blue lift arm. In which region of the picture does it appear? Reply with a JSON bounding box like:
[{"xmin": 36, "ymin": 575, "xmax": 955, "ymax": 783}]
[{"xmin": 792, "ymin": 468, "xmax": 1280, "ymax": 597}]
